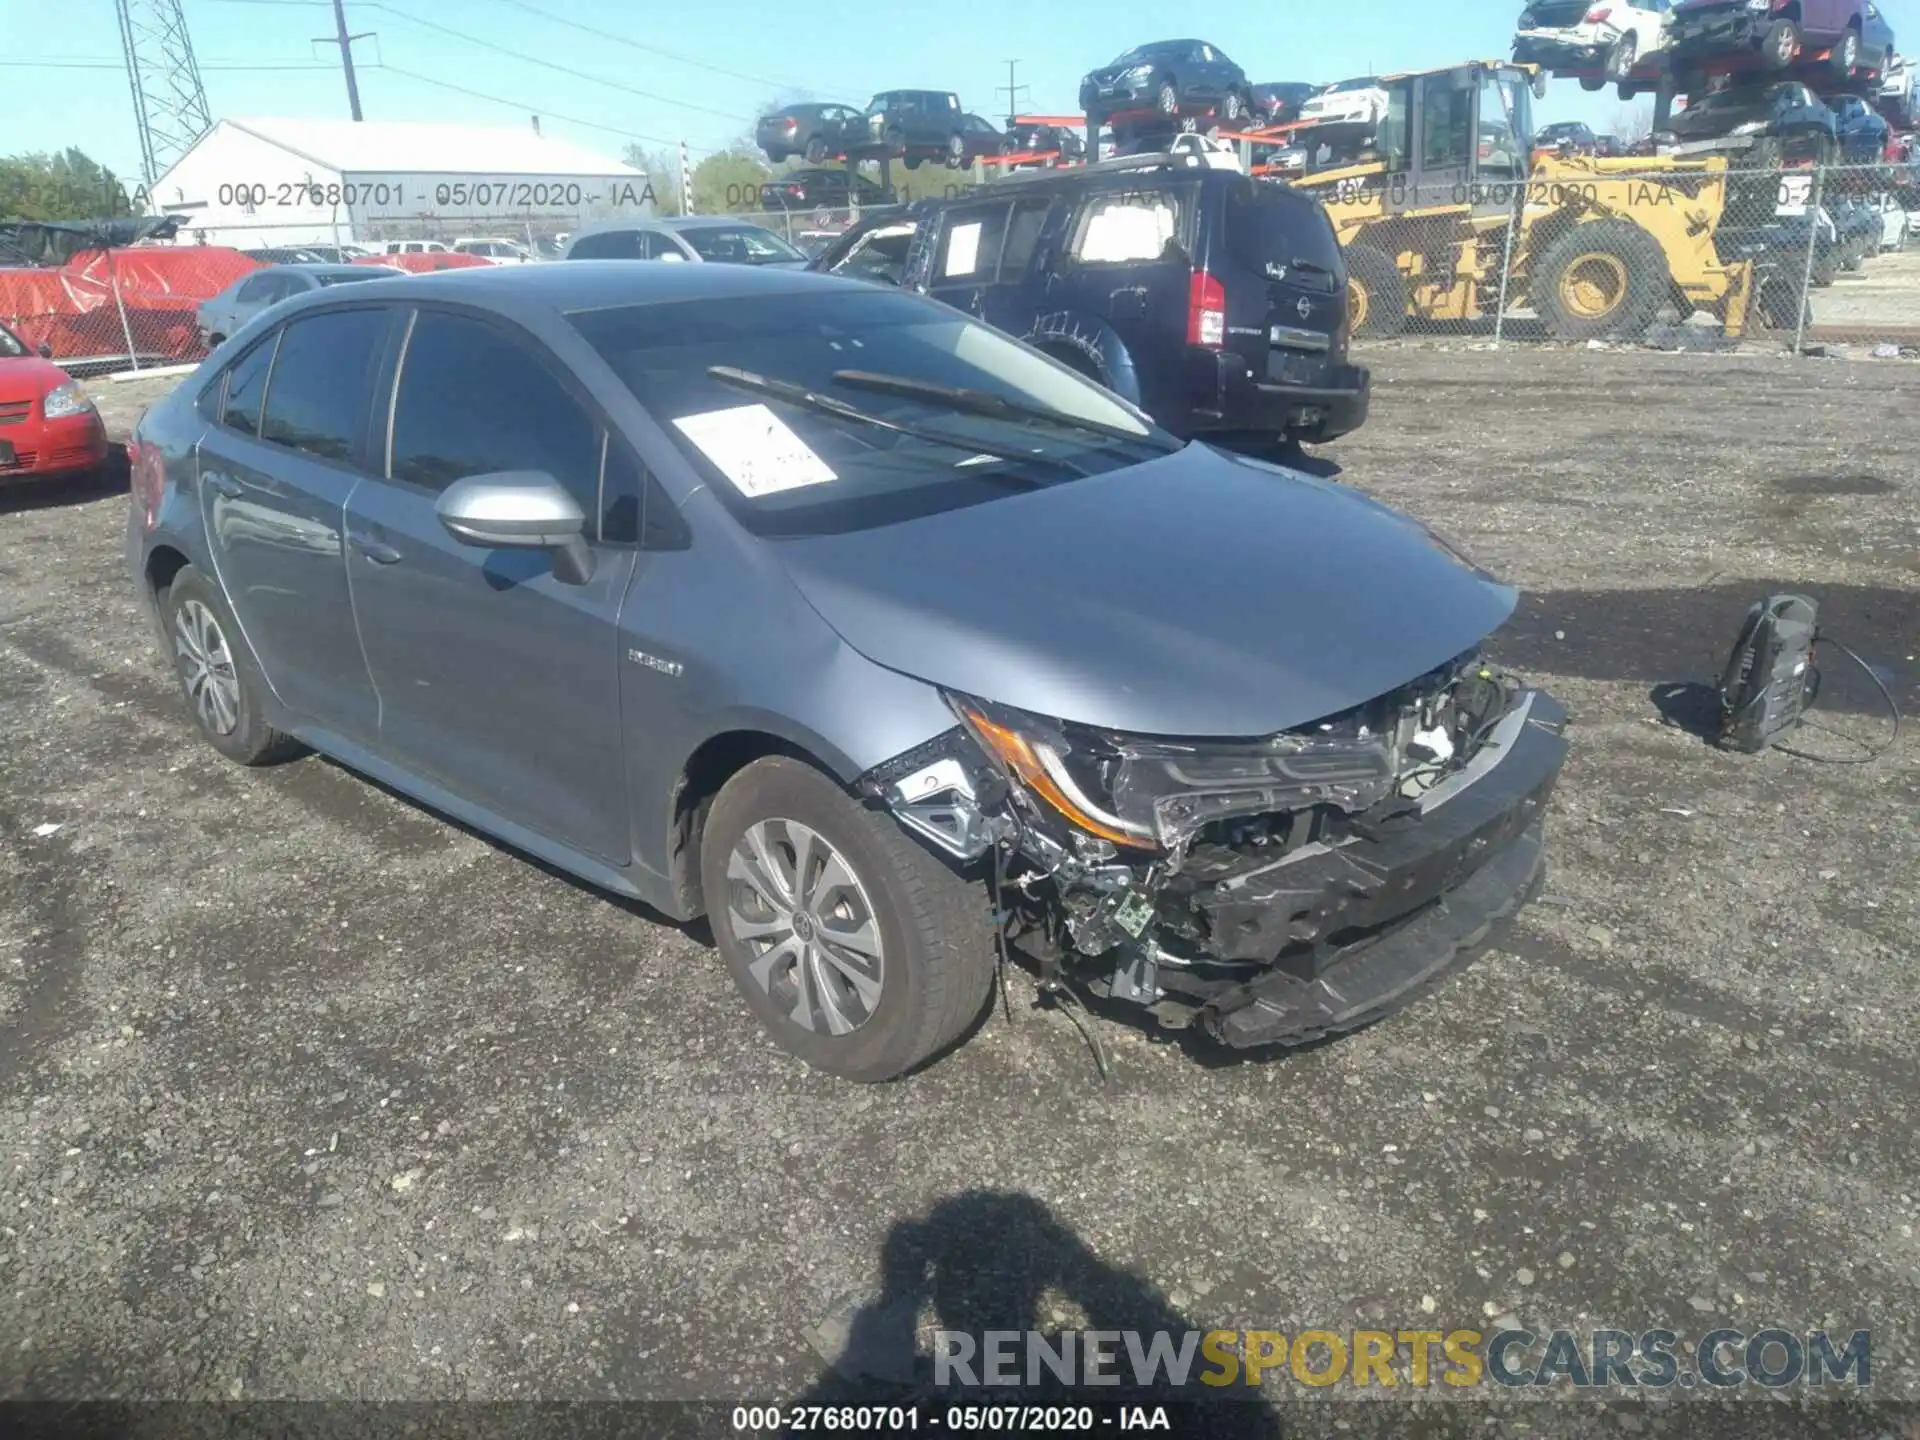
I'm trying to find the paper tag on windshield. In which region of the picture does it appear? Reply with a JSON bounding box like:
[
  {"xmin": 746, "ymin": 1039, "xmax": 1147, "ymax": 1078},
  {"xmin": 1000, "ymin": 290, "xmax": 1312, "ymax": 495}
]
[
  {"xmin": 672, "ymin": 404, "xmax": 837, "ymax": 497},
  {"xmin": 944, "ymin": 221, "xmax": 982, "ymax": 277}
]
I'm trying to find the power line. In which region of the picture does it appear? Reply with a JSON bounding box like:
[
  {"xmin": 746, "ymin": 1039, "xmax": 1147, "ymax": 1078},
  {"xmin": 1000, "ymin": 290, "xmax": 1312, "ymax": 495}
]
[
  {"xmin": 0, "ymin": 58, "xmax": 339, "ymax": 70},
  {"xmin": 479, "ymin": 0, "xmax": 808, "ymax": 93},
  {"xmin": 371, "ymin": 64, "xmax": 710, "ymax": 152},
  {"xmin": 361, "ymin": 3, "xmax": 756, "ymax": 123}
]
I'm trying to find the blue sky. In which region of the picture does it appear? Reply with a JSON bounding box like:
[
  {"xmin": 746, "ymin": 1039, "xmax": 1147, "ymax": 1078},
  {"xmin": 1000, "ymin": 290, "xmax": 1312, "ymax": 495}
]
[{"xmin": 6, "ymin": 0, "xmax": 1917, "ymax": 180}]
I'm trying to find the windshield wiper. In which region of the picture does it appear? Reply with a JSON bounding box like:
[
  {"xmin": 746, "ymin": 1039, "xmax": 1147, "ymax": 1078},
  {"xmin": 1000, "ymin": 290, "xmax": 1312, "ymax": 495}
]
[
  {"xmin": 705, "ymin": 366, "xmax": 1078, "ymax": 481},
  {"xmin": 829, "ymin": 369, "xmax": 1180, "ymax": 452}
]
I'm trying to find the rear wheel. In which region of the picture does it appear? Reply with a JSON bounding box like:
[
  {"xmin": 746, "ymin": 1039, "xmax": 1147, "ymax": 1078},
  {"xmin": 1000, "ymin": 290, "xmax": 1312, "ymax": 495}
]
[
  {"xmin": 1761, "ymin": 19, "xmax": 1801, "ymax": 69},
  {"xmin": 804, "ymin": 136, "xmax": 828, "ymax": 164},
  {"xmin": 1343, "ymin": 244, "xmax": 1408, "ymax": 338},
  {"xmin": 1157, "ymin": 80, "xmax": 1180, "ymax": 115},
  {"xmin": 700, "ymin": 757, "xmax": 995, "ymax": 1082},
  {"xmin": 1581, "ymin": 75, "xmax": 1606, "ymax": 93},
  {"xmin": 1221, "ymin": 90, "xmax": 1244, "ymax": 125},
  {"xmin": 1531, "ymin": 218, "xmax": 1670, "ymax": 341},
  {"xmin": 159, "ymin": 565, "xmax": 302, "ymax": 766},
  {"xmin": 946, "ymin": 132, "xmax": 966, "ymax": 168}
]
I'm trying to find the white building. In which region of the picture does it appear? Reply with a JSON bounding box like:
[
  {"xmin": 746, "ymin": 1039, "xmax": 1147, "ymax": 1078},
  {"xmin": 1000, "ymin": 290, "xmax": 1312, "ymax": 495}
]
[{"xmin": 148, "ymin": 117, "xmax": 656, "ymax": 249}]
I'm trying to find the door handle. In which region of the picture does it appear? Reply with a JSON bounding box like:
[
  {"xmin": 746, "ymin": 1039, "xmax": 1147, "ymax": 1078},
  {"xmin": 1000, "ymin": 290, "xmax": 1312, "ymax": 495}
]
[
  {"xmin": 204, "ymin": 474, "xmax": 243, "ymax": 499},
  {"xmin": 348, "ymin": 532, "xmax": 403, "ymax": 565}
]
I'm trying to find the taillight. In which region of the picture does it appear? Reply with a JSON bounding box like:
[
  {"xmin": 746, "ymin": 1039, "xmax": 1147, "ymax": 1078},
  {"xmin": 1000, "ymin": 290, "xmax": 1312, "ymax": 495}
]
[
  {"xmin": 1585, "ymin": 6, "xmax": 1611, "ymax": 20},
  {"xmin": 129, "ymin": 429, "xmax": 165, "ymax": 532},
  {"xmin": 783, "ymin": 119, "xmax": 797, "ymax": 133},
  {"xmin": 1187, "ymin": 270, "xmax": 1226, "ymax": 347}
]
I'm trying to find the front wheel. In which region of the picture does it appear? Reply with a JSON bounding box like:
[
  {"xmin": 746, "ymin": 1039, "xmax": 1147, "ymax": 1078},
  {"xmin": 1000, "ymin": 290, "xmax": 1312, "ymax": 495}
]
[
  {"xmin": 1156, "ymin": 80, "xmax": 1180, "ymax": 115},
  {"xmin": 1531, "ymin": 218, "xmax": 1670, "ymax": 342},
  {"xmin": 945, "ymin": 132, "xmax": 966, "ymax": 168},
  {"xmin": 1221, "ymin": 90, "xmax": 1244, "ymax": 125},
  {"xmin": 159, "ymin": 565, "xmax": 302, "ymax": 766},
  {"xmin": 700, "ymin": 757, "xmax": 995, "ymax": 1081}
]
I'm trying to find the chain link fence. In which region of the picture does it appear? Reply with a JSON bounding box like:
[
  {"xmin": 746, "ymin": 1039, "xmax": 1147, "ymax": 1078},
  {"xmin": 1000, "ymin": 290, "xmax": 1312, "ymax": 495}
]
[
  {"xmin": 5, "ymin": 161, "xmax": 1916, "ymax": 376},
  {"xmin": 1322, "ymin": 160, "xmax": 1920, "ymax": 358}
]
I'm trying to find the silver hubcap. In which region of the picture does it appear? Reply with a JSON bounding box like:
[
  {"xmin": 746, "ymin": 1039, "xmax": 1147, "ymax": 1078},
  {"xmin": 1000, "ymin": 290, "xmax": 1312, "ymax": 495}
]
[
  {"xmin": 173, "ymin": 599, "xmax": 240, "ymax": 736},
  {"xmin": 727, "ymin": 818, "xmax": 885, "ymax": 1037}
]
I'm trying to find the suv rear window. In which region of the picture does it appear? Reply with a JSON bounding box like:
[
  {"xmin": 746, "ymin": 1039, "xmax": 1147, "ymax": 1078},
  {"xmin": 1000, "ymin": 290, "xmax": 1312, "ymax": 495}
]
[{"xmin": 1222, "ymin": 183, "xmax": 1344, "ymax": 289}]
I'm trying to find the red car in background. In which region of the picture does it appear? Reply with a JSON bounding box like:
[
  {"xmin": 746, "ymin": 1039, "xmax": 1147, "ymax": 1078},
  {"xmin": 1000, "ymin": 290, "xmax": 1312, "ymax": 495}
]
[{"xmin": 0, "ymin": 318, "xmax": 108, "ymax": 483}]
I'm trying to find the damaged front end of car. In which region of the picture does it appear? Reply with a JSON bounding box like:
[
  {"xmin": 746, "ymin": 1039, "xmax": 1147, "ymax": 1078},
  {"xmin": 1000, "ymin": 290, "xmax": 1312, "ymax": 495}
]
[{"xmin": 856, "ymin": 653, "xmax": 1570, "ymax": 1049}]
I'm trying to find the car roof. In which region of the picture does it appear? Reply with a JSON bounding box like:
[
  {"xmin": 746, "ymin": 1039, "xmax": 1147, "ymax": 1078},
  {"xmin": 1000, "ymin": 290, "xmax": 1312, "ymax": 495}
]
[
  {"xmin": 256, "ymin": 263, "xmax": 375, "ymax": 277},
  {"xmin": 275, "ymin": 258, "xmax": 844, "ymax": 317}
]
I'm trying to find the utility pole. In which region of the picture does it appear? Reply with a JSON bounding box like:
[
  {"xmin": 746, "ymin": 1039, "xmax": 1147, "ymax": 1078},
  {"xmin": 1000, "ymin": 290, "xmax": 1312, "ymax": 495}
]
[
  {"xmin": 315, "ymin": 0, "xmax": 374, "ymax": 121},
  {"xmin": 997, "ymin": 59, "xmax": 1030, "ymax": 129}
]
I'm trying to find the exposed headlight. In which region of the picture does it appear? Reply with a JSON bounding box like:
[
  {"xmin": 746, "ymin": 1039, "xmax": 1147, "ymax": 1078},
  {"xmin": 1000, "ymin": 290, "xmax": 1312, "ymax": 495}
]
[
  {"xmin": 41, "ymin": 381, "xmax": 94, "ymax": 420},
  {"xmin": 1124, "ymin": 63, "xmax": 1156, "ymax": 80},
  {"xmin": 949, "ymin": 691, "xmax": 1423, "ymax": 852}
]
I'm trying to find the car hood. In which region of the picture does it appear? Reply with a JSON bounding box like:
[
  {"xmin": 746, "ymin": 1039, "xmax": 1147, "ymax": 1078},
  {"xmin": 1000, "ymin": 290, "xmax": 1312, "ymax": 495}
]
[
  {"xmin": 0, "ymin": 355, "xmax": 68, "ymax": 402},
  {"xmin": 775, "ymin": 445, "xmax": 1518, "ymax": 738}
]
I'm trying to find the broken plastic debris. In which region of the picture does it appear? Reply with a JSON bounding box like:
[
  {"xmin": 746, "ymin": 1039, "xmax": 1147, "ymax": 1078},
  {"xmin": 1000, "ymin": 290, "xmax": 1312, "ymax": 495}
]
[{"xmin": 30, "ymin": 823, "xmax": 61, "ymax": 839}]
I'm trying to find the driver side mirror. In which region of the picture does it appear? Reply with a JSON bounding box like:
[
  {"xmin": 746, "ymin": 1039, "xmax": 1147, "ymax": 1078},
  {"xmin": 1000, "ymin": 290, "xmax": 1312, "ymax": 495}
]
[
  {"xmin": 435, "ymin": 470, "xmax": 596, "ymax": 585},
  {"xmin": 35, "ymin": 342, "xmax": 53, "ymax": 359},
  {"xmin": 1531, "ymin": 70, "xmax": 1548, "ymax": 101}
]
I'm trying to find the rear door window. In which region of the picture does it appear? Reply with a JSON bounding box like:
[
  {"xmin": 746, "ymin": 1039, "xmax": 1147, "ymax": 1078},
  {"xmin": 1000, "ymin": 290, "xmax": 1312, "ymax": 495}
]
[
  {"xmin": 257, "ymin": 307, "xmax": 389, "ymax": 464},
  {"xmin": 220, "ymin": 334, "xmax": 277, "ymax": 437},
  {"xmin": 570, "ymin": 229, "xmax": 644, "ymax": 259}
]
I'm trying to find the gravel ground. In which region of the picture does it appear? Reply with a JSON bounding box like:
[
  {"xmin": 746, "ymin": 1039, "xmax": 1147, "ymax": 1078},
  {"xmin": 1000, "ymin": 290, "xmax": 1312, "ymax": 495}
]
[{"xmin": 0, "ymin": 349, "xmax": 1915, "ymax": 1434}]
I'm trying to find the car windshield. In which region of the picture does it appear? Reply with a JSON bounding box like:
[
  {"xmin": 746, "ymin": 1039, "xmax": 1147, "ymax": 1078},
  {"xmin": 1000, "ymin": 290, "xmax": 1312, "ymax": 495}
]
[
  {"xmin": 679, "ymin": 226, "xmax": 805, "ymax": 264},
  {"xmin": 570, "ymin": 288, "xmax": 1168, "ymax": 536},
  {"xmin": 1113, "ymin": 43, "xmax": 1181, "ymax": 65},
  {"xmin": 1327, "ymin": 78, "xmax": 1375, "ymax": 92},
  {"xmin": 1685, "ymin": 88, "xmax": 1778, "ymax": 116}
]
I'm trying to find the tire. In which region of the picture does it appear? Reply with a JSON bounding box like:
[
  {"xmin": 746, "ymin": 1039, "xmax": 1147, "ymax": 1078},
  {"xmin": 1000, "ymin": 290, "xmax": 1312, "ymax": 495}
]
[
  {"xmin": 1221, "ymin": 90, "xmax": 1244, "ymax": 125},
  {"xmin": 903, "ymin": 155, "xmax": 923, "ymax": 170},
  {"xmin": 1761, "ymin": 19, "xmax": 1801, "ymax": 70},
  {"xmin": 207, "ymin": 333, "xmax": 225, "ymax": 349},
  {"xmin": 765, "ymin": 148, "xmax": 789, "ymax": 164},
  {"xmin": 1581, "ymin": 75, "xmax": 1606, "ymax": 93},
  {"xmin": 1830, "ymin": 26, "xmax": 1860, "ymax": 78},
  {"xmin": 945, "ymin": 132, "xmax": 966, "ymax": 168},
  {"xmin": 803, "ymin": 136, "xmax": 827, "ymax": 164},
  {"xmin": 1343, "ymin": 243, "xmax": 1408, "ymax": 338},
  {"xmin": 1605, "ymin": 32, "xmax": 1638, "ymax": 81},
  {"xmin": 158, "ymin": 564, "xmax": 302, "ymax": 766},
  {"xmin": 700, "ymin": 756, "xmax": 995, "ymax": 1082},
  {"xmin": 1156, "ymin": 80, "xmax": 1179, "ymax": 115},
  {"xmin": 1757, "ymin": 273, "xmax": 1811, "ymax": 331},
  {"xmin": 1530, "ymin": 217, "xmax": 1670, "ymax": 341},
  {"xmin": 1749, "ymin": 136, "xmax": 1783, "ymax": 171}
]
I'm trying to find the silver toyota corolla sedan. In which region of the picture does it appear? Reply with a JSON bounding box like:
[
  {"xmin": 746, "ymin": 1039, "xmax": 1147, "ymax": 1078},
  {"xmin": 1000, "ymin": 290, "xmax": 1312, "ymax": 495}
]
[{"xmin": 127, "ymin": 262, "xmax": 1567, "ymax": 1081}]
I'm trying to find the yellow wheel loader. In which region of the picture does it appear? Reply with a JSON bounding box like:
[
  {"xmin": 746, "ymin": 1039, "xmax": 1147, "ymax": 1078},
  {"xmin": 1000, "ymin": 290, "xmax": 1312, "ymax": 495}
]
[{"xmin": 1282, "ymin": 62, "xmax": 1761, "ymax": 341}]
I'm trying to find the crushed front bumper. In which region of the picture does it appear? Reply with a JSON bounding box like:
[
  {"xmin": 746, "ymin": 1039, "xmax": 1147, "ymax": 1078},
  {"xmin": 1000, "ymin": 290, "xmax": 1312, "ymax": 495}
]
[{"xmin": 1143, "ymin": 688, "xmax": 1567, "ymax": 1047}]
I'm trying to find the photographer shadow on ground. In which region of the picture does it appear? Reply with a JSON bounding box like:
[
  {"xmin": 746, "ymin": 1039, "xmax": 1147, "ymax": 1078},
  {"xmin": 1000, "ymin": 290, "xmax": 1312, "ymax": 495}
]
[{"xmin": 789, "ymin": 1190, "xmax": 1281, "ymax": 1437}]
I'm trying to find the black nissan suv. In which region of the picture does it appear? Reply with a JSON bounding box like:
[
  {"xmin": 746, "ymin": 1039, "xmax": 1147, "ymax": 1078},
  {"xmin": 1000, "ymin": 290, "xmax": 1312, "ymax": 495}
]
[{"xmin": 812, "ymin": 154, "xmax": 1368, "ymax": 445}]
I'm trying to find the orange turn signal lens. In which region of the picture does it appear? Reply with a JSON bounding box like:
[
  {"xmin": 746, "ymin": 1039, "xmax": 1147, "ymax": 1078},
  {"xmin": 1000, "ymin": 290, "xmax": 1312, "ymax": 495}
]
[{"xmin": 957, "ymin": 703, "xmax": 1158, "ymax": 851}]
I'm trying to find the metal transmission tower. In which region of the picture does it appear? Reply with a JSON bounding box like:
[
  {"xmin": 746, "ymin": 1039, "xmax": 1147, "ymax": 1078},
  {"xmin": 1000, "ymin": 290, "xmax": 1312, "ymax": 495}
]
[{"xmin": 116, "ymin": 0, "xmax": 214, "ymax": 186}]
